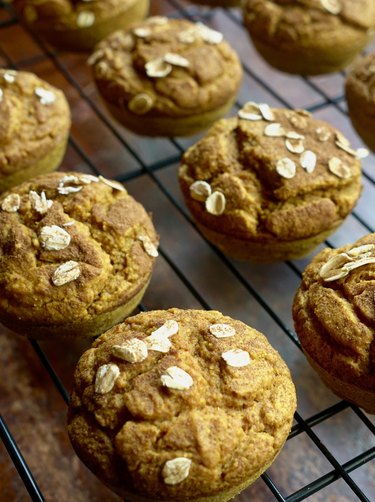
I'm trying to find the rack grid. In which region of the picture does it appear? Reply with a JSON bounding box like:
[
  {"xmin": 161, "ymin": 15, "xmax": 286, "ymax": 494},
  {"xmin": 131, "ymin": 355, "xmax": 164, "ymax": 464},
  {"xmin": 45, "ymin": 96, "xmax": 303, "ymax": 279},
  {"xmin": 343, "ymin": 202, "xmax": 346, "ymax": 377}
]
[{"xmin": 0, "ymin": 1, "xmax": 374, "ymax": 501}]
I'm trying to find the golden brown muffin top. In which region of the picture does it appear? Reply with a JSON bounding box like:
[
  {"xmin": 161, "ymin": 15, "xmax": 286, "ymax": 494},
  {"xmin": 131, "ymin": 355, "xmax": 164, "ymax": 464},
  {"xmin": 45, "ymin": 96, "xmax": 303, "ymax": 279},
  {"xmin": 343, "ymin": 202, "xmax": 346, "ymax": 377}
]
[
  {"xmin": 293, "ymin": 234, "xmax": 375, "ymax": 390},
  {"xmin": 68, "ymin": 308, "xmax": 296, "ymax": 500},
  {"xmin": 346, "ymin": 52, "xmax": 375, "ymax": 116},
  {"xmin": 90, "ymin": 17, "xmax": 243, "ymax": 118},
  {"xmin": 14, "ymin": 0, "xmax": 137, "ymax": 28},
  {"xmin": 0, "ymin": 69, "xmax": 70, "ymax": 177},
  {"xmin": 243, "ymin": 0, "xmax": 375, "ymax": 45},
  {"xmin": 0, "ymin": 171, "xmax": 158, "ymax": 328},
  {"xmin": 179, "ymin": 105, "xmax": 363, "ymax": 242}
]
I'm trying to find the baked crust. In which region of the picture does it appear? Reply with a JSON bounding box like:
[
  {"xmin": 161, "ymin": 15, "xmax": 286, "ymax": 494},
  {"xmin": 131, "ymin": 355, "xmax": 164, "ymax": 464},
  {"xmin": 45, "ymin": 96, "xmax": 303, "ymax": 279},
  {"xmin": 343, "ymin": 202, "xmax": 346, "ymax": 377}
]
[
  {"xmin": 0, "ymin": 172, "xmax": 158, "ymax": 338},
  {"xmin": 0, "ymin": 69, "xmax": 70, "ymax": 183},
  {"xmin": 243, "ymin": 0, "xmax": 375, "ymax": 74},
  {"xmin": 292, "ymin": 234, "xmax": 375, "ymax": 413},
  {"xmin": 67, "ymin": 308, "xmax": 296, "ymax": 501},
  {"xmin": 178, "ymin": 107, "xmax": 362, "ymax": 260},
  {"xmin": 346, "ymin": 52, "xmax": 375, "ymax": 151},
  {"xmin": 90, "ymin": 17, "xmax": 242, "ymax": 128},
  {"xmin": 14, "ymin": 0, "xmax": 150, "ymax": 51}
]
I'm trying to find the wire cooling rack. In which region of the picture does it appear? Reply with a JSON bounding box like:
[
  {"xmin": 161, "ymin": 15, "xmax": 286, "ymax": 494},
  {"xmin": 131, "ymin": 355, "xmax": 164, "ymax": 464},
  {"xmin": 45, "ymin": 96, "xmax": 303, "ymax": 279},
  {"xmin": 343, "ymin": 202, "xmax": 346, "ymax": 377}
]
[{"xmin": 0, "ymin": 1, "xmax": 374, "ymax": 501}]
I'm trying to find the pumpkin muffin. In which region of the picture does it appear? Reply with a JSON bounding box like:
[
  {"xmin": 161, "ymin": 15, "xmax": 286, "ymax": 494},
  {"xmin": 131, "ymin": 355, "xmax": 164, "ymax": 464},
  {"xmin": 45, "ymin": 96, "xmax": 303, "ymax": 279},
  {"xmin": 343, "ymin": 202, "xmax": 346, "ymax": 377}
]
[
  {"xmin": 345, "ymin": 52, "xmax": 375, "ymax": 152},
  {"xmin": 243, "ymin": 0, "xmax": 375, "ymax": 75},
  {"xmin": 179, "ymin": 103, "xmax": 364, "ymax": 262},
  {"xmin": 90, "ymin": 17, "xmax": 243, "ymax": 137},
  {"xmin": 0, "ymin": 171, "xmax": 158, "ymax": 339},
  {"xmin": 0, "ymin": 69, "xmax": 70, "ymax": 193},
  {"xmin": 293, "ymin": 234, "xmax": 375, "ymax": 414},
  {"xmin": 14, "ymin": 0, "xmax": 149, "ymax": 52},
  {"xmin": 67, "ymin": 308, "xmax": 297, "ymax": 501}
]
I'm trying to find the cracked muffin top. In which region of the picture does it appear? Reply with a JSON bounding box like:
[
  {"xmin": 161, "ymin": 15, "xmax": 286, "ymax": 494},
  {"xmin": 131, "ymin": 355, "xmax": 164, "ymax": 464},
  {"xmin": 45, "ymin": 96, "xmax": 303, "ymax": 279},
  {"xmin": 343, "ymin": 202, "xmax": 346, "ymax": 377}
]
[
  {"xmin": 0, "ymin": 171, "xmax": 158, "ymax": 330},
  {"xmin": 67, "ymin": 308, "xmax": 296, "ymax": 500},
  {"xmin": 179, "ymin": 104, "xmax": 363, "ymax": 242},
  {"xmin": 90, "ymin": 16, "xmax": 243, "ymax": 118},
  {"xmin": 14, "ymin": 0, "xmax": 139, "ymax": 28},
  {"xmin": 243, "ymin": 0, "xmax": 375, "ymax": 45},
  {"xmin": 0, "ymin": 69, "xmax": 70, "ymax": 177},
  {"xmin": 293, "ymin": 234, "xmax": 375, "ymax": 391}
]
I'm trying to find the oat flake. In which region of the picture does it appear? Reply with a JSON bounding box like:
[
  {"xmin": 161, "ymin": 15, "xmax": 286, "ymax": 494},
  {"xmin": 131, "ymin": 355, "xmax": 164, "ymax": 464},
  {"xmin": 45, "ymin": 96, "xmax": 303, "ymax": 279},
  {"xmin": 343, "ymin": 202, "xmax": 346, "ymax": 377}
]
[
  {"xmin": 300, "ymin": 150, "xmax": 317, "ymax": 173},
  {"xmin": 209, "ymin": 323, "xmax": 236, "ymax": 338},
  {"xmin": 35, "ymin": 87, "xmax": 55, "ymax": 105},
  {"xmin": 222, "ymin": 349, "xmax": 251, "ymax": 368},
  {"xmin": 145, "ymin": 333, "xmax": 172, "ymax": 353},
  {"xmin": 98, "ymin": 175, "xmax": 126, "ymax": 191},
  {"xmin": 3, "ymin": 71, "xmax": 16, "ymax": 84},
  {"xmin": 319, "ymin": 253, "xmax": 352, "ymax": 281},
  {"xmin": 276, "ymin": 158, "xmax": 296, "ymax": 179},
  {"xmin": 320, "ymin": 0, "xmax": 341, "ymax": 15},
  {"xmin": 138, "ymin": 235, "xmax": 158, "ymax": 257},
  {"xmin": 112, "ymin": 339, "xmax": 148, "ymax": 363},
  {"xmin": 348, "ymin": 244, "xmax": 375, "ymax": 257},
  {"xmin": 133, "ymin": 27, "xmax": 152, "ymax": 38},
  {"xmin": 328, "ymin": 157, "xmax": 351, "ymax": 179},
  {"xmin": 29, "ymin": 191, "xmax": 53, "ymax": 214},
  {"xmin": 151, "ymin": 320, "xmax": 179, "ymax": 338},
  {"xmin": 196, "ymin": 22, "xmax": 223, "ymax": 44},
  {"xmin": 238, "ymin": 102, "xmax": 262, "ymax": 121},
  {"xmin": 1, "ymin": 193, "xmax": 20, "ymax": 212},
  {"xmin": 316, "ymin": 126, "xmax": 331, "ymax": 142},
  {"xmin": 145, "ymin": 58, "xmax": 172, "ymax": 78},
  {"xmin": 95, "ymin": 364, "xmax": 120, "ymax": 394},
  {"xmin": 205, "ymin": 191, "xmax": 226, "ymax": 215},
  {"xmin": 40, "ymin": 225, "xmax": 71, "ymax": 251},
  {"xmin": 264, "ymin": 123, "xmax": 285, "ymax": 137},
  {"xmin": 80, "ymin": 174, "xmax": 99, "ymax": 184},
  {"xmin": 356, "ymin": 148, "xmax": 369, "ymax": 160},
  {"xmin": 161, "ymin": 366, "xmax": 193, "ymax": 390},
  {"xmin": 77, "ymin": 11, "xmax": 95, "ymax": 28},
  {"xmin": 258, "ymin": 103, "xmax": 274, "ymax": 121},
  {"xmin": 190, "ymin": 180, "xmax": 212, "ymax": 201},
  {"xmin": 52, "ymin": 260, "xmax": 80, "ymax": 287},
  {"xmin": 285, "ymin": 138, "xmax": 304, "ymax": 154},
  {"xmin": 164, "ymin": 53, "xmax": 190, "ymax": 68},
  {"xmin": 162, "ymin": 458, "xmax": 192, "ymax": 485}
]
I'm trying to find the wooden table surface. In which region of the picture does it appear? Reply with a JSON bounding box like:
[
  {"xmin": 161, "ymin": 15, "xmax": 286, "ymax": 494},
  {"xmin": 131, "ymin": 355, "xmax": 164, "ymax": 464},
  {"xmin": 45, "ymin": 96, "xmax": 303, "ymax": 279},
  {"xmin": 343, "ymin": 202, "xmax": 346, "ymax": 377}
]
[{"xmin": 0, "ymin": 1, "xmax": 374, "ymax": 501}]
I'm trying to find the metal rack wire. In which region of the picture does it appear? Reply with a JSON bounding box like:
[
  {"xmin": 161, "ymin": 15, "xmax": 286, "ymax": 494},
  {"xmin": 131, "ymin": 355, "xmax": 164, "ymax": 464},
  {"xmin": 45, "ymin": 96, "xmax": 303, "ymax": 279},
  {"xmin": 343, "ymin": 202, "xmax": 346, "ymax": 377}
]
[{"xmin": 0, "ymin": 1, "xmax": 374, "ymax": 501}]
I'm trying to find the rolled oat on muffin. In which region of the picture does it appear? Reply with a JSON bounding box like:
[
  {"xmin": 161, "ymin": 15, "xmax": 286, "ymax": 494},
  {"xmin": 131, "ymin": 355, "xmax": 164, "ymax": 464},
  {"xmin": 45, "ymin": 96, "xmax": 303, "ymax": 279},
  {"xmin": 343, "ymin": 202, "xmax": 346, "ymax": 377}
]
[
  {"xmin": 14, "ymin": 0, "xmax": 150, "ymax": 52},
  {"xmin": 0, "ymin": 69, "xmax": 70, "ymax": 193},
  {"xmin": 67, "ymin": 308, "xmax": 297, "ymax": 501},
  {"xmin": 243, "ymin": 0, "xmax": 375, "ymax": 75},
  {"xmin": 0, "ymin": 171, "xmax": 159, "ymax": 339},
  {"xmin": 179, "ymin": 103, "xmax": 364, "ymax": 262},
  {"xmin": 293, "ymin": 234, "xmax": 375, "ymax": 414},
  {"xmin": 89, "ymin": 16, "xmax": 243, "ymax": 137}
]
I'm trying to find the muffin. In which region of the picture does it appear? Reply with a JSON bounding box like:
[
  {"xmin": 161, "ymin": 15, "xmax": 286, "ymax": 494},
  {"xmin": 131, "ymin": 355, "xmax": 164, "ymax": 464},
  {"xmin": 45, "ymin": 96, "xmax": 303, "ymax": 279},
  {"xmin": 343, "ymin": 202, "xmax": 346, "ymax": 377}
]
[
  {"xmin": 14, "ymin": 0, "xmax": 150, "ymax": 52},
  {"xmin": 179, "ymin": 103, "xmax": 364, "ymax": 262},
  {"xmin": 90, "ymin": 17, "xmax": 243, "ymax": 137},
  {"xmin": 293, "ymin": 234, "xmax": 375, "ymax": 414},
  {"xmin": 243, "ymin": 0, "xmax": 375, "ymax": 75},
  {"xmin": 346, "ymin": 52, "xmax": 375, "ymax": 152},
  {"xmin": 0, "ymin": 171, "xmax": 158, "ymax": 339},
  {"xmin": 0, "ymin": 69, "xmax": 70, "ymax": 193},
  {"xmin": 67, "ymin": 308, "xmax": 297, "ymax": 501}
]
